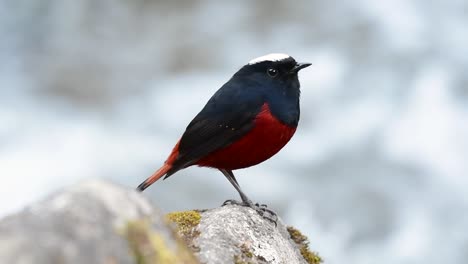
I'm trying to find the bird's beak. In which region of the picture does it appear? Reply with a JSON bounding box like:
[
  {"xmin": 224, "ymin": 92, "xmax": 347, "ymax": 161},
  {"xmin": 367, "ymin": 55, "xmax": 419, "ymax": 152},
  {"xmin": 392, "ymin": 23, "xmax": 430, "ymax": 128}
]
[{"xmin": 290, "ymin": 62, "xmax": 312, "ymax": 73}]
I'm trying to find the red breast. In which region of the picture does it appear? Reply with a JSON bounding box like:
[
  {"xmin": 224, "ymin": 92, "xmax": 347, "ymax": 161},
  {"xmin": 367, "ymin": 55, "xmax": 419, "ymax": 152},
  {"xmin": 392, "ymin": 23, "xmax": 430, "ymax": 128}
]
[{"xmin": 196, "ymin": 103, "xmax": 296, "ymax": 170}]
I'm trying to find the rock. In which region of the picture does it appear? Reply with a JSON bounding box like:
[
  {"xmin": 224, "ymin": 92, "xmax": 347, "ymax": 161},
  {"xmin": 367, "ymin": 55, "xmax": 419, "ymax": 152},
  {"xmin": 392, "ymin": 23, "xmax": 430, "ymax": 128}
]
[
  {"xmin": 0, "ymin": 180, "xmax": 198, "ymax": 264},
  {"xmin": 0, "ymin": 180, "xmax": 321, "ymax": 264},
  {"xmin": 167, "ymin": 207, "xmax": 321, "ymax": 264}
]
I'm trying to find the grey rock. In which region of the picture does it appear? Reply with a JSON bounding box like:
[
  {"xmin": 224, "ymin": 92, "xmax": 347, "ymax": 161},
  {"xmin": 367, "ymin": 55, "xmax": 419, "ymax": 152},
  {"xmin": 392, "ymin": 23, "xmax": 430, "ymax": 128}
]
[
  {"xmin": 176, "ymin": 206, "xmax": 315, "ymax": 264},
  {"xmin": 0, "ymin": 180, "xmax": 318, "ymax": 264},
  {"xmin": 0, "ymin": 180, "xmax": 197, "ymax": 264}
]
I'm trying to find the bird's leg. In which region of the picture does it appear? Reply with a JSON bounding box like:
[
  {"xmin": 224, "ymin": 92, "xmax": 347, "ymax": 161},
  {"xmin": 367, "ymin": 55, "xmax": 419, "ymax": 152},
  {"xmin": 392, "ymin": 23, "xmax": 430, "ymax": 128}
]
[
  {"xmin": 219, "ymin": 169, "xmax": 277, "ymax": 224},
  {"xmin": 220, "ymin": 169, "xmax": 253, "ymax": 206}
]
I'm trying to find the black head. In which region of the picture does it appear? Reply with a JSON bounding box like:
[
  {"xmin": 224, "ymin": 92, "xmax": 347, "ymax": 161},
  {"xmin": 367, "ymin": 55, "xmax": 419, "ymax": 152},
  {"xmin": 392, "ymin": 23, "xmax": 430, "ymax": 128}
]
[
  {"xmin": 227, "ymin": 54, "xmax": 310, "ymax": 126},
  {"xmin": 233, "ymin": 53, "xmax": 311, "ymax": 93}
]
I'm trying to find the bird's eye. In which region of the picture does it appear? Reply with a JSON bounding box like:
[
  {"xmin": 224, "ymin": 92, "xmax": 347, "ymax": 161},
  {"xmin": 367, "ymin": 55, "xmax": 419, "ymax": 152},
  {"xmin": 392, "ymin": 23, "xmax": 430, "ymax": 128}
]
[{"xmin": 267, "ymin": 68, "xmax": 278, "ymax": 77}]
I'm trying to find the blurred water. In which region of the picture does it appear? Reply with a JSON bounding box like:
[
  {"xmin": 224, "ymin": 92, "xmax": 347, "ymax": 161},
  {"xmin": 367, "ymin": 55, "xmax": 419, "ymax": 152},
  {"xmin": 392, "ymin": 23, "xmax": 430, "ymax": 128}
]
[{"xmin": 1, "ymin": 1, "xmax": 468, "ymax": 263}]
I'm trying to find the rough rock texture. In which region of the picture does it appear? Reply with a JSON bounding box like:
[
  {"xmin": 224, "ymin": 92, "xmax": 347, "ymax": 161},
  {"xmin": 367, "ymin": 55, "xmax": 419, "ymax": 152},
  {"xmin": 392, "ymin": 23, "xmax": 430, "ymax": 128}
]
[
  {"xmin": 0, "ymin": 180, "xmax": 320, "ymax": 264},
  {"xmin": 194, "ymin": 206, "xmax": 314, "ymax": 264},
  {"xmin": 166, "ymin": 207, "xmax": 322, "ymax": 264}
]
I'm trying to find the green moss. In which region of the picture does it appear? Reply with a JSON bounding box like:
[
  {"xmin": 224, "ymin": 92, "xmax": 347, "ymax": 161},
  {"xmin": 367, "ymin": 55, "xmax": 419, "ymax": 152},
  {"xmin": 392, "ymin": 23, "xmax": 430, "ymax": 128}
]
[
  {"xmin": 300, "ymin": 247, "xmax": 322, "ymax": 264},
  {"xmin": 166, "ymin": 210, "xmax": 201, "ymax": 235},
  {"xmin": 233, "ymin": 243, "xmax": 254, "ymax": 264},
  {"xmin": 234, "ymin": 254, "xmax": 254, "ymax": 264},
  {"xmin": 233, "ymin": 255, "xmax": 250, "ymax": 264},
  {"xmin": 241, "ymin": 244, "xmax": 254, "ymax": 259},
  {"xmin": 122, "ymin": 219, "xmax": 198, "ymax": 264},
  {"xmin": 166, "ymin": 210, "xmax": 201, "ymax": 247},
  {"xmin": 287, "ymin": 226, "xmax": 323, "ymax": 264}
]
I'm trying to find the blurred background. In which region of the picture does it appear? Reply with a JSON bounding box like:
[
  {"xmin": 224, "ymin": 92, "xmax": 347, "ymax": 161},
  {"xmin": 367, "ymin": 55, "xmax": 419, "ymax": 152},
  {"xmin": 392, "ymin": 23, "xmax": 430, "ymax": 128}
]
[{"xmin": 1, "ymin": 0, "xmax": 468, "ymax": 263}]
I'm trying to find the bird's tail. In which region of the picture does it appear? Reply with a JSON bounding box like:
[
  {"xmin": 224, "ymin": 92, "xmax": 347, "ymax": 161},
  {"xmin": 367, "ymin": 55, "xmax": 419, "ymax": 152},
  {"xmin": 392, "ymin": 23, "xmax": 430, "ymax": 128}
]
[
  {"xmin": 136, "ymin": 163, "xmax": 172, "ymax": 192},
  {"xmin": 137, "ymin": 140, "xmax": 181, "ymax": 192}
]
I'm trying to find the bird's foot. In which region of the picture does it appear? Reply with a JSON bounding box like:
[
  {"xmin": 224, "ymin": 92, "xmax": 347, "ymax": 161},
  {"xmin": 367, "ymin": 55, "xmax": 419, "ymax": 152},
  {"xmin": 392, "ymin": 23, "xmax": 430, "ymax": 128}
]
[
  {"xmin": 254, "ymin": 203, "xmax": 278, "ymax": 226},
  {"xmin": 222, "ymin": 199, "xmax": 244, "ymax": 206},
  {"xmin": 222, "ymin": 199, "xmax": 278, "ymax": 226}
]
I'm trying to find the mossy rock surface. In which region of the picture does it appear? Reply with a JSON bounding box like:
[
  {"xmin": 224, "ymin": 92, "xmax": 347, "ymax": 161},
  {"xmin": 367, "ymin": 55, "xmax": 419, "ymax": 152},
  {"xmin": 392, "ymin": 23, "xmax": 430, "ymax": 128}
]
[
  {"xmin": 166, "ymin": 211, "xmax": 201, "ymax": 237},
  {"xmin": 166, "ymin": 210, "xmax": 202, "ymax": 251},
  {"xmin": 169, "ymin": 205, "xmax": 320, "ymax": 264},
  {"xmin": 287, "ymin": 226, "xmax": 322, "ymax": 264},
  {"xmin": 123, "ymin": 219, "xmax": 199, "ymax": 264}
]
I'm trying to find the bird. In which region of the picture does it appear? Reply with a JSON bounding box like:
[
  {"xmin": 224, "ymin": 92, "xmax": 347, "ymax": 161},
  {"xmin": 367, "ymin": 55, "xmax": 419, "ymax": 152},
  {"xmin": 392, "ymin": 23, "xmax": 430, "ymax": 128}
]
[{"xmin": 137, "ymin": 53, "xmax": 310, "ymax": 221}]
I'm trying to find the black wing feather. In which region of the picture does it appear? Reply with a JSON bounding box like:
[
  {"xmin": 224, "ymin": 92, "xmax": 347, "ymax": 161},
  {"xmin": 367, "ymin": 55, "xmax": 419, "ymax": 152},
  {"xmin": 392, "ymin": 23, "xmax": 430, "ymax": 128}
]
[{"xmin": 166, "ymin": 80, "xmax": 264, "ymax": 175}]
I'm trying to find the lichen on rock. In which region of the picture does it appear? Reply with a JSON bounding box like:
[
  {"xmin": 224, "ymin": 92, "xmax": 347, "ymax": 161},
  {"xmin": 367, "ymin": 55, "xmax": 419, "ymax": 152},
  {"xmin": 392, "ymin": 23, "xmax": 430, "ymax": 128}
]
[
  {"xmin": 166, "ymin": 210, "xmax": 201, "ymax": 235},
  {"xmin": 233, "ymin": 243, "xmax": 255, "ymax": 264},
  {"xmin": 166, "ymin": 210, "xmax": 202, "ymax": 250},
  {"xmin": 287, "ymin": 226, "xmax": 322, "ymax": 264}
]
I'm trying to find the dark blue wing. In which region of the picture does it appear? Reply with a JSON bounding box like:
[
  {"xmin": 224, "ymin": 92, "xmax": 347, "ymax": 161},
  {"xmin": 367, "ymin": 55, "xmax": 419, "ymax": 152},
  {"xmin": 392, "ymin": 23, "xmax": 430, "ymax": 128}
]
[{"xmin": 167, "ymin": 78, "xmax": 264, "ymax": 173}]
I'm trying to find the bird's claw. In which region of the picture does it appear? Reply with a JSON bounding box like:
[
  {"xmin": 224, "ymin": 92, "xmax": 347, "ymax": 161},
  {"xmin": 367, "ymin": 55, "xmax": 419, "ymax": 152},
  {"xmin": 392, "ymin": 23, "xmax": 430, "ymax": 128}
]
[
  {"xmin": 255, "ymin": 205, "xmax": 278, "ymax": 226},
  {"xmin": 222, "ymin": 199, "xmax": 244, "ymax": 206},
  {"xmin": 222, "ymin": 199, "xmax": 278, "ymax": 226}
]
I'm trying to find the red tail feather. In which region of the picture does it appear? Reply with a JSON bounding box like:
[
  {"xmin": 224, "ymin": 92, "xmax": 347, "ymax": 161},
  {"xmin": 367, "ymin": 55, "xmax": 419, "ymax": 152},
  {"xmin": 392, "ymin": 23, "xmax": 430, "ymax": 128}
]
[
  {"xmin": 137, "ymin": 164, "xmax": 172, "ymax": 191},
  {"xmin": 137, "ymin": 140, "xmax": 181, "ymax": 191}
]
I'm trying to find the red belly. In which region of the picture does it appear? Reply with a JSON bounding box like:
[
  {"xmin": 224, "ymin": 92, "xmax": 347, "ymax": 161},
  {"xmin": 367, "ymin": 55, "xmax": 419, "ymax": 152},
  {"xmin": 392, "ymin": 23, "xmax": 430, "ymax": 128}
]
[{"xmin": 196, "ymin": 103, "xmax": 297, "ymax": 170}]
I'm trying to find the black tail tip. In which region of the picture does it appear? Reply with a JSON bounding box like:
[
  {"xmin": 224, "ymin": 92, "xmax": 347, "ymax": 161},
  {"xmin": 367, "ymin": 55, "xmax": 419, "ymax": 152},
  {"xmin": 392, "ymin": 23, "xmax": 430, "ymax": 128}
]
[{"xmin": 136, "ymin": 182, "xmax": 148, "ymax": 192}]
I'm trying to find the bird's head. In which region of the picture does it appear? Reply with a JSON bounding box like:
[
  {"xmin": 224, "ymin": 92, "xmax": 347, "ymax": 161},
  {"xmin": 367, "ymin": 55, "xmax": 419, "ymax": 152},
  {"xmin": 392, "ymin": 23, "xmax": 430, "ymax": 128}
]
[{"xmin": 233, "ymin": 53, "xmax": 311, "ymax": 92}]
